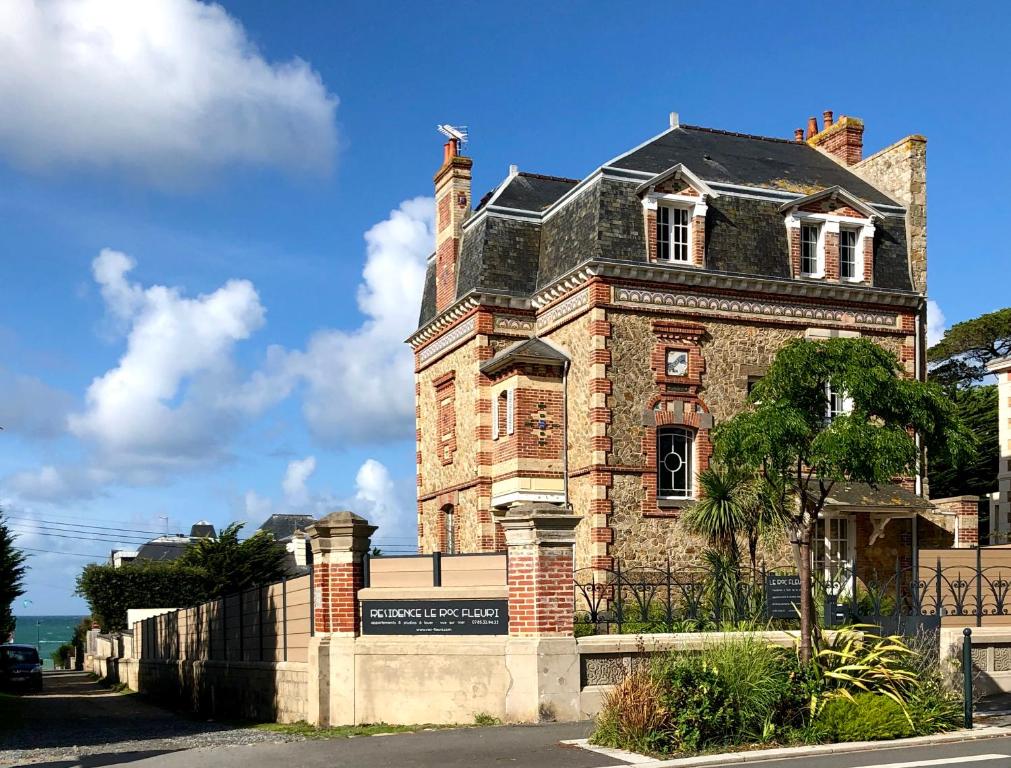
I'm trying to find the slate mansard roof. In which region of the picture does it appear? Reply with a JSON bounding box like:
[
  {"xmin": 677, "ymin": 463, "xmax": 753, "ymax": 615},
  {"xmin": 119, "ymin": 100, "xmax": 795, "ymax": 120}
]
[{"xmin": 418, "ymin": 124, "xmax": 913, "ymax": 328}]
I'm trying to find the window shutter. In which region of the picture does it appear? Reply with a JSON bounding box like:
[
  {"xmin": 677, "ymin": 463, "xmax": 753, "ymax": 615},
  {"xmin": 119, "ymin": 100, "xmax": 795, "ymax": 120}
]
[
  {"xmin": 492, "ymin": 395, "xmax": 499, "ymax": 441},
  {"xmin": 506, "ymin": 389, "xmax": 515, "ymax": 435}
]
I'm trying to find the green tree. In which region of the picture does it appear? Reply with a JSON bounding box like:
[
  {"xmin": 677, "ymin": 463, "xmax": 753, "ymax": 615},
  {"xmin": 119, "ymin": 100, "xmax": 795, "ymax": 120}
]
[
  {"xmin": 178, "ymin": 523, "xmax": 289, "ymax": 598},
  {"xmin": 0, "ymin": 511, "xmax": 27, "ymax": 640},
  {"xmin": 927, "ymin": 384, "xmax": 999, "ymax": 499},
  {"xmin": 927, "ymin": 306, "xmax": 1011, "ymax": 388},
  {"xmin": 715, "ymin": 337, "xmax": 973, "ymax": 662},
  {"xmin": 925, "ymin": 307, "xmax": 1008, "ymax": 499},
  {"xmin": 75, "ymin": 560, "xmax": 207, "ymax": 631}
]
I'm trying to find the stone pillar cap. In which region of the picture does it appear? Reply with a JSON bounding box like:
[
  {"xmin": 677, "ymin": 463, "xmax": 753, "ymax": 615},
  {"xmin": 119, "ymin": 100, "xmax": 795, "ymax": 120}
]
[
  {"xmin": 497, "ymin": 502, "xmax": 580, "ymax": 543},
  {"xmin": 306, "ymin": 510, "xmax": 377, "ymax": 555}
]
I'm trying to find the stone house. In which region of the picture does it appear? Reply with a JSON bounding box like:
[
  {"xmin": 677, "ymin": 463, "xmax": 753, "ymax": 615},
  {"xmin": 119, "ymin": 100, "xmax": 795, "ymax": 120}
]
[{"xmin": 409, "ymin": 110, "xmax": 942, "ymax": 585}]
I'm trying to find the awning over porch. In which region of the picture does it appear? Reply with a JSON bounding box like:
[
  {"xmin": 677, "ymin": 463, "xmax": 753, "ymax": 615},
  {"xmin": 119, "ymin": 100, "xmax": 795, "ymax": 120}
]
[{"xmin": 824, "ymin": 482, "xmax": 934, "ymax": 511}]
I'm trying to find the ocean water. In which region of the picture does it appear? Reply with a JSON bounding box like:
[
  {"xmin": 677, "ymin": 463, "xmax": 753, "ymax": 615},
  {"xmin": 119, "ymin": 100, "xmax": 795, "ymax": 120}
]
[{"xmin": 11, "ymin": 615, "xmax": 86, "ymax": 670}]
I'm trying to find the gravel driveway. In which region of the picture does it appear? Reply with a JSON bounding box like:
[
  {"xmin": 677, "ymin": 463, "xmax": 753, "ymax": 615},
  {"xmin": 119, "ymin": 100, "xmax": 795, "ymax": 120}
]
[{"xmin": 0, "ymin": 671, "xmax": 303, "ymax": 766}]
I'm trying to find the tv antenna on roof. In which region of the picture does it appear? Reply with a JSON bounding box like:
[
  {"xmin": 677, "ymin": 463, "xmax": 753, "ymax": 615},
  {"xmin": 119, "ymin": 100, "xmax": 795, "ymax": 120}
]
[{"xmin": 437, "ymin": 124, "xmax": 468, "ymax": 146}]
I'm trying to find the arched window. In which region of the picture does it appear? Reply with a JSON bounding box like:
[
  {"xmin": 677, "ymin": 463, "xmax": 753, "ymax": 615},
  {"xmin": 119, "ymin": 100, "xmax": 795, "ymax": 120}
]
[
  {"xmin": 657, "ymin": 427, "xmax": 694, "ymax": 499},
  {"xmin": 443, "ymin": 505, "xmax": 456, "ymax": 555}
]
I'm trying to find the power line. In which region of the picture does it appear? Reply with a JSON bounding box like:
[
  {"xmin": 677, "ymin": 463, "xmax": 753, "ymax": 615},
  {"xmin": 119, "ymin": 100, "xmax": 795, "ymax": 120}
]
[
  {"xmin": 19, "ymin": 546, "xmax": 108, "ymax": 560},
  {"xmin": 5, "ymin": 515, "xmax": 179, "ymax": 537}
]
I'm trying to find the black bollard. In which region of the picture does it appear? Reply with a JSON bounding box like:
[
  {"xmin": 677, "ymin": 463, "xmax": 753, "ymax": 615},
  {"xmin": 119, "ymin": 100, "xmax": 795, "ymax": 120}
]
[{"xmin": 963, "ymin": 627, "xmax": 973, "ymax": 729}]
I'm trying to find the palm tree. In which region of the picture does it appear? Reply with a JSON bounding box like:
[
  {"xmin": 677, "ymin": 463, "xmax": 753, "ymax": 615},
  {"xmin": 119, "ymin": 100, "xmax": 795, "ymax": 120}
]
[{"xmin": 683, "ymin": 464, "xmax": 757, "ymax": 562}]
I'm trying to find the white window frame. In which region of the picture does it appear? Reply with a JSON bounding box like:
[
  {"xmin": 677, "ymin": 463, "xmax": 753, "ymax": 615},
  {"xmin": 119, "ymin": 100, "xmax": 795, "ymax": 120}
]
[
  {"xmin": 644, "ymin": 193, "xmax": 707, "ymax": 266},
  {"xmin": 839, "ymin": 226, "xmax": 861, "ymax": 281},
  {"xmin": 656, "ymin": 426, "xmax": 696, "ymax": 500},
  {"xmin": 786, "ymin": 213, "xmax": 874, "ymax": 283},
  {"xmin": 814, "ymin": 515, "xmax": 855, "ymax": 594},
  {"xmin": 492, "ymin": 389, "xmax": 515, "ymax": 441},
  {"xmin": 800, "ymin": 222, "xmax": 823, "ymax": 277},
  {"xmin": 825, "ymin": 381, "xmax": 854, "ymax": 422}
]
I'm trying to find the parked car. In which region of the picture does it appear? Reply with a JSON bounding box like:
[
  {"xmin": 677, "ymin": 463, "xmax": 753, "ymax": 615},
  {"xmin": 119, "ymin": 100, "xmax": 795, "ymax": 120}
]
[{"xmin": 0, "ymin": 644, "xmax": 43, "ymax": 693}]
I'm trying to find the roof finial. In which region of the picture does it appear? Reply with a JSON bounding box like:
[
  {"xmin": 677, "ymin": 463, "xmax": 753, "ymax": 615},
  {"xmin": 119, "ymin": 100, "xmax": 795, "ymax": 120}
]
[{"xmin": 669, "ymin": 111, "xmax": 680, "ymax": 129}]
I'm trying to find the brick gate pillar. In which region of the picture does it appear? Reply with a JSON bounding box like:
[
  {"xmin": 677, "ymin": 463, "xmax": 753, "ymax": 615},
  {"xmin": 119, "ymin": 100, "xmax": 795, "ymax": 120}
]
[
  {"xmin": 305, "ymin": 511, "xmax": 376, "ymax": 726},
  {"xmin": 499, "ymin": 502, "xmax": 582, "ymax": 721}
]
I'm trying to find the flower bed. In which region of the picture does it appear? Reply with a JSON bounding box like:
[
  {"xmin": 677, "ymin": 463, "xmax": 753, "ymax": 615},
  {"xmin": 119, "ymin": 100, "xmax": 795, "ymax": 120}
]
[{"xmin": 590, "ymin": 628, "xmax": 962, "ymax": 757}]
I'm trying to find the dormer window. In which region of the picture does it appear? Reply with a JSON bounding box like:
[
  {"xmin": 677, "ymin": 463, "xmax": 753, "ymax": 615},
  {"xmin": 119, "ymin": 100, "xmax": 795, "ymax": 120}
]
[
  {"xmin": 800, "ymin": 223, "xmax": 822, "ymax": 276},
  {"xmin": 781, "ymin": 186, "xmax": 878, "ymax": 285},
  {"xmin": 657, "ymin": 205, "xmax": 690, "ymax": 262}
]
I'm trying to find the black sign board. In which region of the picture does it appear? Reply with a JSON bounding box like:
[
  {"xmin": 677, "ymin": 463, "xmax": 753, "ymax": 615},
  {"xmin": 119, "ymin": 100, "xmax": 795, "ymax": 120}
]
[
  {"xmin": 766, "ymin": 574, "xmax": 802, "ymax": 619},
  {"xmin": 361, "ymin": 599, "xmax": 509, "ymax": 636}
]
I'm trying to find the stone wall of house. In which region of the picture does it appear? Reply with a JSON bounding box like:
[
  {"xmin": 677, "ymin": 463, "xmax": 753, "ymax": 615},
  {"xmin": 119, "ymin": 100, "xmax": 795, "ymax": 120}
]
[
  {"xmin": 854, "ymin": 136, "xmax": 928, "ymax": 295},
  {"xmin": 544, "ymin": 310, "xmax": 594, "ymax": 472}
]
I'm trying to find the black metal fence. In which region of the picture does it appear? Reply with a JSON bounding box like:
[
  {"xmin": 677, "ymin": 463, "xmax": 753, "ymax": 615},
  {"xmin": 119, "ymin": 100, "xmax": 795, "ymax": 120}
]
[{"xmin": 573, "ymin": 556, "xmax": 1011, "ymax": 636}]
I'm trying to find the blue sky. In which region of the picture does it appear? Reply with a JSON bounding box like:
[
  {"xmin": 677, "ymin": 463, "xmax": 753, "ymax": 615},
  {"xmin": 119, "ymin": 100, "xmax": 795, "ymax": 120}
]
[{"xmin": 2, "ymin": 0, "xmax": 1009, "ymax": 615}]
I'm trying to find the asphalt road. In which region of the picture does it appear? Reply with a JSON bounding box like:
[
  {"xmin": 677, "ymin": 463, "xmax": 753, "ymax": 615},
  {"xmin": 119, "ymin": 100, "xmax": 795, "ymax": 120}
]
[{"xmin": 106, "ymin": 733, "xmax": 1011, "ymax": 768}]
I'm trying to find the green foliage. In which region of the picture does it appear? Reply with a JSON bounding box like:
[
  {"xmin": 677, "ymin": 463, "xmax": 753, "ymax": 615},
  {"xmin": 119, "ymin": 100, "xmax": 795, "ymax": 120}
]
[
  {"xmin": 75, "ymin": 560, "xmax": 207, "ymax": 631},
  {"xmin": 809, "ymin": 627, "xmax": 918, "ymax": 717},
  {"xmin": 473, "ymin": 712, "xmax": 501, "ymax": 726},
  {"xmin": 178, "ymin": 523, "xmax": 289, "ymax": 598},
  {"xmin": 815, "ymin": 692, "xmax": 913, "ymax": 742},
  {"xmin": 715, "ymin": 338, "xmax": 974, "ymax": 659},
  {"xmin": 50, "ymin": 643, "xmax": 74, "ymax": 669},
  {"xmin": 593, "ymin": 640, "xmax": 807, "ymax": 756},
  {"xmin": 0, "ymin": 511, "xmax": 27, "ymax": 640},
  {"xmin": 683, "ymin": 465, "xmax": 757, "ymax": 560},
  {"xmin": 927, "ymin": 306, "xmax": 1011, "ymax": 387},
  {"xmin": 719, "ymin": 338, "xmax": 974, "ymax": 489},
  {"xmin": 928, "ymin": 384, "xmax": 999, "ymax": 499}
]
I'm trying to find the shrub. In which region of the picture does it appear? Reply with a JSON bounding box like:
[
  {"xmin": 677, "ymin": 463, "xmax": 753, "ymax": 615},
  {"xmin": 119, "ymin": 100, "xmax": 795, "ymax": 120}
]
[
  {"xmin": 815, "ymin": 692, "xmax": 914, "ymax": 742},
  {"xmin": 701, "ymin": 638, "xmax": 805, "ymax": 737},
  {"xmin": 592, "ymin": 669, "xmax": 669, "ymax": 754},
  {"xmin": 653, "ymin": 655, "xmax": 736, "ymax": 753}
]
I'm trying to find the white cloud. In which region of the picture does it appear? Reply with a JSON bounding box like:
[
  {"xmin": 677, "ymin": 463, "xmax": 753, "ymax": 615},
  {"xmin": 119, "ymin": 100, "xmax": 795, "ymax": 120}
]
[
  {"xmin": 927, "ymin": 299, "xmax": 946, "ymax": 347},
  {"xmin": 69, "ymin": 248, "xmax": 266, "ymax": 470},
  {"xmin": 281, "ymin": 456, "xmax": 316, "ymax": 506},
  {"xmin": 0, "ymin": 0, "xmax": 338, "ymax": 182},
  {"xmin": 264, "ymin": 197, "xmax": 434, "ymax": 444},
  {"xmin": 240, "ymin": 456, "xmax": 412, "ymax": 542}
]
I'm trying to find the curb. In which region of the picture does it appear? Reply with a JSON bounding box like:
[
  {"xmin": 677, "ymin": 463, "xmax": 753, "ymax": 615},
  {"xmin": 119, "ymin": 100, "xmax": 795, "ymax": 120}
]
[{"xmin": 563, "ymin": 726, "xmax": 1011, "ymax": 767}]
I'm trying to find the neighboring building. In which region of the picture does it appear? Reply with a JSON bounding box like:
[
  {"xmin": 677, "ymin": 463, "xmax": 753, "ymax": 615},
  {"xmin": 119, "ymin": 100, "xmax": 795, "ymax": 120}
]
[
  {"xmin": 257, "ymin": 513, "xmax": 315, "ymax": 573},
  {"xmin": 110, "ymin": 521, "xmax": 217, "ymax": 566},
  {"xmin": 410, "ymin": 110, "xmax": 939, "ymax": 583},
  {"xmin": 986, "ymin": 356, "xmax": 1011, "ymax": 542}
]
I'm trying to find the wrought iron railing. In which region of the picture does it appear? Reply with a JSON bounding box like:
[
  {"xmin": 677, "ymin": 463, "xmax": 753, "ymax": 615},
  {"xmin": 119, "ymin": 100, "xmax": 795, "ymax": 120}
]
[{"xmin": 573, "ymin": 557, "xmax": 1011, "ymax": 636}]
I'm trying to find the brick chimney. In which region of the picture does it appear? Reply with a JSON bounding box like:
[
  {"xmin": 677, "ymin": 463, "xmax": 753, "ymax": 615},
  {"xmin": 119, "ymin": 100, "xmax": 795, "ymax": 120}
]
[
  {"xmin": 808, "ymin": 111, "xmax": 864, "ymax": 166},
  {"xmin": 434, "ymin": 137, "xmax": 473, "ymax": 313}
]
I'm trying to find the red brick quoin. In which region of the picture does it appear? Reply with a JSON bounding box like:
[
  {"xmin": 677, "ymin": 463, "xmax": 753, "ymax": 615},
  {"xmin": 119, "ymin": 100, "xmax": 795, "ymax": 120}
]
[{"xmin": 306, "ymin": 511, "xmax": 376, "ymax": 636}]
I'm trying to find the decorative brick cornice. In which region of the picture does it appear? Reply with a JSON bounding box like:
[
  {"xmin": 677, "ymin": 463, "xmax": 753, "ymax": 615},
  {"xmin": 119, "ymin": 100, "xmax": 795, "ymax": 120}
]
[
  {"xmin": 613, "ymin": 286, "xmax": 899, "ymax": 329},
  {"xmin": 535, "ymin": 287, "xmax": 590, "ymax": 332},
  {"xmin": 416, "ymin": 316, "xmax": 477, "ymax": 365}
]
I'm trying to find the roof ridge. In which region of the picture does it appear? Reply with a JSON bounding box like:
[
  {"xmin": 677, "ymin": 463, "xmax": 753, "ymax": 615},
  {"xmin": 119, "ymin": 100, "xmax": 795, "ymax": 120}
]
[
  {"xmin": 680, "ymin": 124, "xmax": 799, "ymax": 146},
  {"xmin": 517, "ymin": 171, "xmax": 580, "ymax": 184}
]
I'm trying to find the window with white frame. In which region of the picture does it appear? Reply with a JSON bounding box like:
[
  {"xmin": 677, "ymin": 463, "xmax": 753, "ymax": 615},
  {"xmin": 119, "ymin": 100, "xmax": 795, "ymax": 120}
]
[
  {"xmin": 840, "ymin": 228, "xmax": 859, "ymax": 280},
  {"xmin": 825, "ymin": 381, "xmax": 852, "ymax": 422},
  {"xmin": 492, "ymin": 389, "xmax": 514, "ymax": 441},
  {"xmin": 657, "ymin": 426, "xmax": 694, "ymax": 499},
  {"xmin": 657, "ymin": 205, "xmax": 690, "ymax": 262},
  {"xmin": 814, "ymin": 517, "xmax": 853, "ymax": 590},
  {"xmin": 800, "ymin": 223, "xmax": 821, "ymax": 276}
]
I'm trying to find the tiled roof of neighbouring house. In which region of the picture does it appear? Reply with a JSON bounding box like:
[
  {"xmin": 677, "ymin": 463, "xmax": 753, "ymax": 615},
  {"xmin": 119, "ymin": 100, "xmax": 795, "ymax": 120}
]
[{"xmin": 257, "ymin": 513, "xmax": 316, "ymax": 542}]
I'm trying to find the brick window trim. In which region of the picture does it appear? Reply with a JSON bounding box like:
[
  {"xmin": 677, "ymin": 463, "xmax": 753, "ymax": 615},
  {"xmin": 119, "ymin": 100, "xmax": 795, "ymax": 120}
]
[
  {"xmin": 434, "ymin": 371, "xmax": 457, "ymax": 466},
  {"xmin": 641, "ymin": 400, "xmax": 713, "ymax": 518},
  {"xmin": 785, "ymin": 213, "xmax": 875, "ymax": 285}
]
